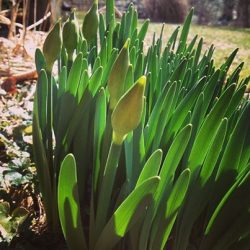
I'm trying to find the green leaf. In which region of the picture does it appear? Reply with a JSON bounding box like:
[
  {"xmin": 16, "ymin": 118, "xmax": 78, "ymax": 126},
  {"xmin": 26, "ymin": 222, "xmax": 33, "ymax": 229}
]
[
  {"xmin": 131, "ymin": 9, "xmax": 138, "ymax": 39},
  {"xmin": 225, "ymin": 84, "xmax": 246, "ymax": 118},
  {"xmin": 58, "ymin": 154, "xmax": 87, "ymax": 250},
  {"xmin": 93, "ymin": 56, "xmax": 101, "ymax": 72},
  {"xmin": 0, "ymin": 202, "xmax": 10, "ymax": 220},
  {"xmin": 33, "ymin": 92, "xmax": 53, "ymax": 227},
  {"xmin": 145, "ymin": 81, "xmax": 177, "ymax": 152},
  {"xmin": 36, "ymin": 70, "xmax": 48, "ymax": 138},
  {"xmin": 193, "ymin": 38, "xmax": 203, "ymax": 67},
  {"xmin": 239, "ymin": 124, "xmax": 250, "ymax": 172},
  {"xmin": 200, "ymin": 118, "xmax": 228, "ymax": 186},
  {"xmin": 102, "ymin": 48, "xmax": 118, "ymax": 85},
  {"xmin": 99, "ymin": 13, "xmax": 105, "ymax": 43},
  {"xmin": 89, "ymin": 66, "xmax": 103, "ymax": 95},
  {"xmin": 186, "ymin": 35, "xmax": 197, "ymax": 53},
  {"xmin": 138, "ymin": 19, "xmax": 149, "ymax": 45},
  {"xmin": 216, "ymin": 103, "xmax": 250, "ymax": 178},
  {"xmin": 169, "ymin": 59, "xmax": 187, "ymax": 83},
  {"xmin": 67, "ymin": 53, "xmax": 83, "ymax": 96},
  {"xmin": 124, "ymin": 64, "xmax": 134, "ymax": 91},
  {"xmin": 201, "ymin": 69, "xmax": 220, "ymax": 115},
  {"xmin": 167, "ymin": 26, "xmax": 180, "ymax": 50},
  {"xmin": 210, "ymin": 212, "xmax": 250, "ymax": 250},
  {"xmin": 11, "ymin": 207, "xmax": 28, "ymax": 226},
  {"xmin": 167, "ymin": 77, "xmax": 204, "ymax": 142},
  {"xmin": 220, "ymin": 48, "xmax": 238, "ymax": 77},
  {"xmin": 77, "ymin": 69, "xmax": 89, "ymax": 102},
  {"xmin": 106, "ymin": 0, "xmax": 115, "ymax": 28},
  {"xmin": 138, "ymin": 125, "xmax": 192, "ymax": 250},
  {"xmin": 58, "ymin": 66, "xmax": 67, "ymax": 98},
  {"xmin": 202, "ymin": 169, "xmax": 250, "ymax": 250},
  {"xmin": 35, "ymin": 48, "xmax": 46, "ymax": 72},
  {"xmin": 156, "ymin": 124, "xmax": 192, "ymax": 206},
  {"xmin": 177, "ymin": 8, "xmax": 194, "ymax": 54},
  {"xmin": 93, "ymin": 88, "xmax": 107, "ymax": 192},
  {"xmin": 152, "ymin": 81, "xmax": 178, "ymax": 150},
  {"xmin": 151, "ymin": 169, "xmax": 190, "ymax": 250},
  {"xmin": 182, "ymin": 92, "xmax": 204, "ymax": 165},
  {"xmin": 95, "ymin": 142, "xmax": 123, "ymax": 237},
  {"xmin": 55, "ymin": 91, "xmax": 78, "ymax": 154},
  {"xmin": 136, "ymin": 149, "xmax": 162, "ymax": 187},
  {"xmin": 59, "ymin": 90, "xmax": 92, "ymax": 161},
  {"xmin": 99, "ymin": 36, "xmax": 107, "ymax": 66},
  {"xmin": 124, "ymin": 4, "xmax": 133, "ymax": 38},
  {"xmin": 188, "ymin": 84, "xmax": 236, "ymax": 172},
  {"xmin": 94, "ymin": 176, "xmax": 160, "ymax": 250}
]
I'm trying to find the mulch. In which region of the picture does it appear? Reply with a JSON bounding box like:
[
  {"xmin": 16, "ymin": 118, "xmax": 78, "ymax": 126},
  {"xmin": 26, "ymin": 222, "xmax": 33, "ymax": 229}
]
[
  {"xmin": 0, "ymin": 31, "xmax": 52, "ymax": 249},
  {"xmin": 0, "ymin": 31, "xmax": 45, "ymax": 78}
]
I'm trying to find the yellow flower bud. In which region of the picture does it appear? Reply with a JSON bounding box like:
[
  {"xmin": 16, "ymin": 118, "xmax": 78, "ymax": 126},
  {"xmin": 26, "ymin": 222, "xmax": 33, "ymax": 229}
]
[
  {"xmin": 63, "ymin": 11, "xmax": 79, "ymax": 59},
  {"xmin": 108, "ymin": 39, "xmax": 130, "ymax": 110},
  {"xmin": 43, "ymin": 20, "xmax": 62, "ymax": 72},
  {"xmin": 111, "ymin": 76, "xmax": 146, "ymax": 145},
  {"xmin": 82, "ymin": 0, "xmax": 99, "ymax": 44}
]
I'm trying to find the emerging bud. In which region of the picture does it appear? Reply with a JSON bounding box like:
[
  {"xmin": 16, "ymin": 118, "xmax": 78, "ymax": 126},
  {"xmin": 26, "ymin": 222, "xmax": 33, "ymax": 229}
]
[
  {"xmin": 111, "ymin": 76, "xmax": 146, "ymax": 145},
  {"xmin": 82, "ymin": 0, "xmax": 99, "ymax": 44},
  {"xmin": 63, "ymin": 11, "xmax": 79, "ymax": 60},
  {"xmin": 108, "ymin": 39, "xmax": 130, "ymax": 110},
  {"xmin": 43, "ymin": 20, "xmax": 62, "ymax": 72}
]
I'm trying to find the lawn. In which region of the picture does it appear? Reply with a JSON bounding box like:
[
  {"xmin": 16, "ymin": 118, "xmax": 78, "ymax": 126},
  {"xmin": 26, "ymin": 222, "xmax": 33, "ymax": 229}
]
[{"xmin": 145, "ymin": 22, "xmax": 250, "ymax": 83}]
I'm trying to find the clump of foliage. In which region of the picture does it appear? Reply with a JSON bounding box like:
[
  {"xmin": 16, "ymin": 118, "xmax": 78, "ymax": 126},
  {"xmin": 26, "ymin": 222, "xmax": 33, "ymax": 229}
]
[
  {"xmin": 0, "ymin": 202, "xmax": 28, "ymax": 244},
  {"xmin": 33, "ymin": 0, "xmax": 250, "ymax": 249}
]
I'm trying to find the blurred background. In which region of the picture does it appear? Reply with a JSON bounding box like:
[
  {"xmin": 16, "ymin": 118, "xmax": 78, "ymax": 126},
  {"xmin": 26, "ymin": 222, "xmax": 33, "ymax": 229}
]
[{"xmin": 0, "ymin": 0, "xmax": 249, "ymax": 34}]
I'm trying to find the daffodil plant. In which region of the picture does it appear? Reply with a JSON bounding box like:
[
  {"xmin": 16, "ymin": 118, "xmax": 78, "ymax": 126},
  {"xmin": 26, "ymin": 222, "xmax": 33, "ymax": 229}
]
[{"xmin": 33, "ymin": 0, "xmax": 250, "ymax": 249}]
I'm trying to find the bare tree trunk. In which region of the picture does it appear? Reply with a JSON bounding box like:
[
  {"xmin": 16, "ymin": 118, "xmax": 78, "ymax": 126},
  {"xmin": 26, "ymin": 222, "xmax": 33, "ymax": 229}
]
[
  {"xmin": 8, "ymin": 0, "xmax": 22, "ymax": 39},
  {"xmin": 28, "ymin": 0, "xmax": 51, "ymax": 30},
  {"xmin": 236, "ymin": 0, "xmax": 250, "ymax": 27},
  {"xmin": 21, "ymin": 0, "xmax": 29, "ymax": 48},
  {"xmin": 221, "ymin": 0, "xmax": 235, "ymax": 22},
  {"xmin": 33, "ymin": 0, "xmax": 37, "ymax": 30},
  {"xmin": 197, "ymin": 0, "xmax": 207, "ymax": 24},
  {"xmin": 28, "ymin": 0, "xmax": 62, "ymax": 30},
  {"xmin": 50, "ymin": 0, "xmax": 63, "ymax": 24},
  {"xmin": 144, "ymin": 0, "xmax": 157, "ymax": 20},
  {"xmin": 144, "ymin": 0, "xmax": 189, "ymax": 23}
]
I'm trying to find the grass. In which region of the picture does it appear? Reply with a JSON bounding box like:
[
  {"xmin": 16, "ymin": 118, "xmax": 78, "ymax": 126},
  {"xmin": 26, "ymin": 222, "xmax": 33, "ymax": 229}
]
[{"xmin": 146, "ymin": 23, "xmax": 250, "ymax": 83}]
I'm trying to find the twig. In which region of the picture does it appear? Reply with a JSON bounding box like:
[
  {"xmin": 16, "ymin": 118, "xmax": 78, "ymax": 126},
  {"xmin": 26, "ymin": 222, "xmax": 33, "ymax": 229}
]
[
  {"xmin": 33, "ymin": 0, "xmax": 37, "ymax": 31},
  {"xmin": 8, "ymin": 0, "xmax": 22, "ymax": 39},
  {"xmin": 1, "ymin": 69, "xmax": 37, "ymax": 93},
  {"xmin": 22, "ymin": 0, "xmax": 30, "ymax": 51},
  {"xmin": 0, "ymin": 14, "xmax": 23, "ymax": 28},
  {"xmin": 0, "ymin": 14, "xmax": 11, "ymax": 25},
  {"xmin": 8, "ymin": 0, "xmax": 20, "ymax": 39},
  {"xmin": 27, "ymin": 11, "xmax": 51, "ymax": 31},
  {"xmin": 50, "ymin": 0, "xmax": 62, "ymax": 24},
  {"xmin": 41, "ymin": 2, "xmax": 51, "ymax": 30},
  {"xmin": 0, "ymin": 9, "xmax": 10, "ymax": 15}
]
